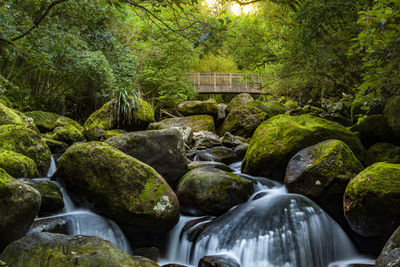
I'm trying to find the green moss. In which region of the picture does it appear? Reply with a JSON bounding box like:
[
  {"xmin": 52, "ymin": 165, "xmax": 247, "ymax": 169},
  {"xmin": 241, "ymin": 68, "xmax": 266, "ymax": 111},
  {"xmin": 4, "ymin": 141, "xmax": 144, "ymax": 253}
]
[
  {"xmin": 0, "ymin": 124, "xmax": 51, "ymax": 176},
  {"xmin": 55, "ymin": 116, "xmax": 84, "ymax": 133},
  {"xmin": 52, "ymin": 125, "xmax": 85, "ymax": 145},
  {"xmin": 0, "ymin": 103, "xmax": 25, "ymax": 126},
  {"xmin": 384, "ymin": 96, "xmax": 400, "ymax": 133},
  {"xmin": 247, "ymin": 100, "xmax": 286, "ymax": 117},
  {"xmin": 366, "ymin": 143, "xmax": 400, "ymax": 165},
  {"xmin": 24, "ymin": 111, "xmax": 60, "ymax": 133},
  {"xmin": 242, "ymin": 114, "xmax": 366, "ymax": 180},
  {"xmin": 284, "ymin": 99, "xmax": 299, "ymax": 110},
  {"xmin": 0, "ymin": 149, "xmax": 39, "ymax": 178},
  {"xmin": 134, "ymin": 98, "xmax": 155, "ymax": 123},
  {"xmin": 226, "ymin": 93, "xmax": 254, "ymax": 113},
  {"xmin": 149, "ymin": 115, "xmax": 215, "ymax": 133},
  {"xmin": 177, "ymin": 99, "xmax": 219, "ymax": 117},
  {"xmin": 100, "ymin": 129, "xmax": 126, "ymax": 141}
]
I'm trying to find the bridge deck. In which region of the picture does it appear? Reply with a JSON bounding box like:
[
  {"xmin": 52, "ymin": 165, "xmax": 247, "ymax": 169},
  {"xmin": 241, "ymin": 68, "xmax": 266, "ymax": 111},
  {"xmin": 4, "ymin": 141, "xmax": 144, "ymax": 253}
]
[{"xmin": 187, "ymin": 73, "xmax": 262, "ymax": 94}]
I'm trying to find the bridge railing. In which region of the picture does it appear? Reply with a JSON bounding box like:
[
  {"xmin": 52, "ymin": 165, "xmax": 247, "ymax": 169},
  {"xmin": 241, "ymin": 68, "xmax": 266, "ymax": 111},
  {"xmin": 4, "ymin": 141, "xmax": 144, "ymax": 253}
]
[{"xmin": 187, "ymin": 72, "xmax": 263, "ymax": 94}]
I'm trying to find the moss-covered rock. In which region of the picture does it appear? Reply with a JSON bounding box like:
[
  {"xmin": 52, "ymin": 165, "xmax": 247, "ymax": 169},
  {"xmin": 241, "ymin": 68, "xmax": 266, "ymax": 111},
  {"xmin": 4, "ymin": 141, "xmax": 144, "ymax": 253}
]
[
  {"xmin": 351, "ymin": 95, "xmax": 384, "ymax": 123},
  {"xmin": 42, "ymin": 138, "xmax": 68, "ymax": 154},
  {"xmin": 349, "ymin": 114, "xmax": 395, "ymax": 147},
  {"xmin": 0, "ymin": 232, "xmax": 158, "ymax": 267},
  {"xmin": 366, "ymin": 143, "xmax": 400, "ymax": 165},
  {"xmin": 177, "ymin": 167, "xmax": 254, "ymax": 216},
  {"xmin": 188, "ymin": 161, "xmax": 233, "ymax": 172},
  {"xmin": 24, "ymin": 180, "xmax": 64, "ymax": 216},
  {"xmin": 221, "ymin": 132, "xmax": 242, "ymax": 148},
  {"xmin": 0, "ymin": 149, "xmax": 39, "ymax": 178},
  {"xmin": 192, "ymin": 131, "xmax": 221, "ymax": 149},
  {"xmin": 24, "ymin": 111, "xmax": 60, "ymax": 133},
  {"xmin": 384, "ymin": 96, "xmax": 400, "ymax": 134},
  {"xmin": 283, "ymin": 99, "xmax": 299, "ymax": 110},
  {"xmin": 83, "ymin": 98, "xmax": 155, "ymax": 141},
  {"xmin": 285, "ymin": 140, "xmax": 363, "ymax": 220},
  {"xmin": 0, "ymin": 102, "xmax": 25, "ymax": 127},
  {"xmin": 225, "ymin": 93, "xmax": 254, "ymax": 114},
  {"xmin": 100, "ymin": 129, "xmax": 126, "ymax": 141},
  {"xmin": 106, "ymin": 128, "xmax": 188, "ymax": 189},
  {"xmin": 178, "ymin": 99, "xmax": 219, "ymax": 117},
  {"xmin": 242, "ymin": 114, "xmax": 366, "ymax": 181},
  {"xmin": 199, "ymin": 254, "xmax": 240, "ymax": 267},
  {"xmin": 55, "ymin": 142, "xmax": 180, "ymax": 232},
  {"xmin": 344, "ymin": 162, "xmax": 400, "ymax": 239},
  {"xmin": 149, "ymin": 115, "xmax": 215, "ymax": 133},
  {"xmin": 15, "ymin": 111, "xmax": 40, "ymax": 133},
  {"xmin": 52, "ymin": 125, "xmax": 86, "ymax": 145},
  {"xmin": 0, "ymin": 124, "xmax": 51, "ymax": 176},
  {"xmin": 247, "ymin": 100, "xmax": 286, "ymax": 117},
  {"xmin": 218, "ymin": 106, "xmax": 267, "ymax": 138},
  {"xmin": 0, "ymin": 168, "xmax": 41, "ymax": 251},
  {"xmin": 376, "ymin": 226, "xmax": 400, "ymax": 267}
]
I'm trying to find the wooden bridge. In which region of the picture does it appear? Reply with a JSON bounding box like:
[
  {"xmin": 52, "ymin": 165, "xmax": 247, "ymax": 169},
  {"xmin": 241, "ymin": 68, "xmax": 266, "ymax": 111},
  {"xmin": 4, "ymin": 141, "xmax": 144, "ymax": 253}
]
[{"xmin": 187, "ymin": 73, "xmax": 263, "ymax": 94}]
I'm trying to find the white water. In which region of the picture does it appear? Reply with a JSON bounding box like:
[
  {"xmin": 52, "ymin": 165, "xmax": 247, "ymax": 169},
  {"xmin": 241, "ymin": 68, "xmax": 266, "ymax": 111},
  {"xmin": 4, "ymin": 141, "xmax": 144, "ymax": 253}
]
[
  {"xmin": 29, "ymin": 155, "xmax": 132, "ymax": 253},
  {"xmin": 161, "ymin": 161, "xmax": 374, "ymax": 267}
]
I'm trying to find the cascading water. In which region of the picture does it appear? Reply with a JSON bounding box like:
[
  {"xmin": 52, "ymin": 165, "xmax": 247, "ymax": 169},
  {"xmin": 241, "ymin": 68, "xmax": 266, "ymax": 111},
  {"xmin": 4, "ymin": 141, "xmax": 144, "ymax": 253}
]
[
  {"xmin": 161, "ymin": 162, "xmax": 375, "ymax": 267},
  {"xmin": 29, "ymin": 156, "xmax": 132, "ymax": 253}
]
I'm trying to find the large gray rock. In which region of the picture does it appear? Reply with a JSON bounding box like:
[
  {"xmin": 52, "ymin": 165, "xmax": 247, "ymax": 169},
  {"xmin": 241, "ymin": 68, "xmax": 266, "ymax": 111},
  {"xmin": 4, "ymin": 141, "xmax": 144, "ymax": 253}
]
[
  {"xmin": 198, "ymin": 254, "xmax": 241, "ymax": 267},
  {"xmin": 225, "ymin": 93, "xmax": 253, "ymax": 114},
  {"xmin": 149, "ymin": 115, "xmax": 215, "ymax": 133},
  {"xmin": 192, "ymin": 131, "xmax": 221, "ymax": 149},
  {"xmin": 0, "ymin": 168, "xmax": 41, "ymax": 251},
  {"xmin": 106, "ymin": 128, "xmax": 188, "ymax": 189},
  {"xmin": 0, "ymin": 232, "xmax": 159, "ymax": 267},
  {"xmin": 376, "ymin": 226, "xmax": 400, "ymax": 267}
]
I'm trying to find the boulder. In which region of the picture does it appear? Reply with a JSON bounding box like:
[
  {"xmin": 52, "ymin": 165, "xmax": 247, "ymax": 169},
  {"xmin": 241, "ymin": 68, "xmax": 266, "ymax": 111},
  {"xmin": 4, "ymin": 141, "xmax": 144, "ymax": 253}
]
[
  {"xmin": 55, "ymin": 142, "xmax": 180, "ymax": 232},
  {"xmin": 198, "ymin": 254, "xmax": 241, "ymax": 267},
  {"xmin": 366, "ymin": 143, "xmax": 400, "ymax": 165},
  {"xmin": 99, "ymin": 129, "xmax": 126, "ymax": 141},
  {"xmin": 83, "ymin": 98, "xmax": 155, "ymax": 140},
  {"xmin": 24, "ymin": 180, "xmax": 64, "ymax": 216},
  {"xmin": 375, "ymin": 226, "xmax": 400, "ymax": 267},
  {"xmin": 132, "ymin": 247, "xmax": 161, "ymax": 262},
  {"xmin": 344, "ymin": 162, "xmax": 400, "ymax": 240},
  {"xmin": 42, "ymin": 138, "xmax": 68, "ymax": 154},
  {"xmin": 283, "ymin": 99, "xmax": 299, "ymax": 110},
  {"xmin": 0, "ymin": 168, "xmax": 41, "ymax": 251},
  {"xmin": 233, "ymin": 143, "xmax": 249, "ymax": 159},
  {"xmin": 285, "ymin": 140, "xmax": 363, "ymax": 220},
  {"xmin": 221, "ymin": 132, "xmax": 242, "ymax": 148},
  {"xmin": 197, "ymin": 147, "xmax": 239, "ymax": 164},
  {"xmin": 106, "ymin": 128, "xmax": 188, "ymax": 188},
  {"xmin": 349, "ymin": 115, "xmax": 396, "ymax": 147},
  {"xmin": 217, "ymin": 103, "xmax": 227, "ymax": 124},
  {"xmin": 0, "ymin": 124, "xmax": 51, "ymax": 176},
  {"xmin": 149, "ymin": 115, "xmax": 215, "ymax": 133},
  {"xmin": 24, "ymin": 111, "xmax": 60, "ymax": 133},
  {"xmin": 384, "ymin": 95, "xmax": 400, "ymax": 134},
  {"xmin": 0, "ymin": 149, "xmax": 39, "ymax": 178},
  {"xmin": 225, "ymin": 93, "xmax": 253, "ymax": 114},
  {"xmin": 351, "ymin": 95, "xmax": 384, "ymax": 123},
  {"xmin": 177, "ymin": 167, "xmax": 254, "ymax": 216},
  {"xmin": 0, "ymin": 102, "xmax": 25, "ymax": 126},
  {"xmin": 171, "ymin": 126, "xmax": 193, "ymax": 146},
  {"xmin": 177, "ymin": 99, "xmax": 218, "ymax": 117},
  {"xmin": 15, "ymin": 111, "xmax": 40, "ymax": 133},
  {"xmin": 248, "ymin": 100, "xmax": 286, "ymax": 117},
  {"xmin": 218, "ymin": 106, "xmax": 267, "ymax": 138},
  {"xmin": 52, "ymin": 125, "xmax": 85, "ymax": 145},
  {"xmin": 193, "ymin": 131, "xmax": 221, "ymax": 149},
  {"xmin": 188, "ymin": 161, "xmax": 233, "ymax": 172},
  {"xmin": 30, "ymin": 217, "xmax": 69, "ymax": 235},
  {"xmin": 0, "ymin": 232, "xmax": 158, "ymax": 267},
  {"xmin": 242, "ymin": 114, "xmax": 365, "ymax": 181}
]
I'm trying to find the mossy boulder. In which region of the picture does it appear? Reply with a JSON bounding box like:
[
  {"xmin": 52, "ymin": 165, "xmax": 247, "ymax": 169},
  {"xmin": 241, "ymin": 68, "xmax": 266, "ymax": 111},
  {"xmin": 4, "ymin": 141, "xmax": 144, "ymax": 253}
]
[
  {"xmin": 376, "ymin": 226, "xmax": 400, "ymax": 267},
  {"xmin": 225, "ymin": 93, "xmax": 253, "ymax": 114},
  {"xmin": 247, "ymin": 100, "xmax": 286, "ymax": 117},
  {"xmin": 0, "ymin": 168, "xmax": 41, "ymax": 251},
  {"xmin": 177, "ymin": 167, "xmax": 254, "ymax": 216},
  {"xmin": 285, "ymin": 140, "xmax": 363, "ymax": 220},
  {"xmin": 351, "ymin": 95, "xmax": 384, "ymax": 123},
  {"xmin": 199, "ymin": 254, "xmax": 240, "ymax": 267},
  {"xmin": 148, "ymin": 115, "xmax": 215, "ymax": 133},
  {"xmin": 218, "ymin": 106, "xmax": 267, "ymax": 138},
  {"xmin": 384, "ymin": 96, "xmax": 400, "ymax": 134},
  {"xmin": 106, "ymin": 128, "xmax": 188, "ymax": 189},
  {"xmin": 55, "ymin": 142, "xmax": 180, "ymax": 232},
  {"xmin": 52, "ymin": 125, "xmax": 85, "ymax": 145},
  {"xmin": 221, "ymin": 132, "xmax": 242, "ymax": 148},
  {"xmin": 24, "ymin": 111, "xmax": 60, "ymax": 133},
  {"xmin": 366, "ymin": 143, "xmax": 400, "ymax": 165},
  {"xmin": 0, "ymin": 232, "xmax": 158, "ymax": 267},
  {"xmin": 0, "ymin": 124, "xmax": 51, "ymax": 176},
  {"xmin": 24, "ymin": 180, "xmax": 64, "ymax": 216},
  {"xmin": 83, "ymin": 98, "xmax": 155, "ymax": 141},
  {"xmin": 177, "ymin": 99, "xmax": 219, "ymax": 117},
  {"xmin": 344, "ymin": 162, "xmax": 400, "ymax": 240},
  {"xmin": 283, "ymin": 99, "xmax": 299, "ymax": 110},
  {"xmin": 42, "ymin": 138, "xmax": 68, "ymax": 154},
  {"xmin": 15, "ymin": 111, "xmax": 40, "ymax": 133},
  {"xmin": 100, "ymin": 129, "xmax": 126, "ymax": 141},
  {"xmin": 0, "ymin": 149, "xmax": 39, "ymax": 178},
  {"xmin": 0, "ymin": 102, "xmax": 25, "ymax": 126},
  {"xmin": 188, "ymin": 161, "xmax": 233, "ymax": 172},
  {"xmin": 242, "ymin": 114, "xmax": 366, "ymax": 181},
  {"xmin": 349, "ymin": 115, "xmax": 395, "ymax": 147}
]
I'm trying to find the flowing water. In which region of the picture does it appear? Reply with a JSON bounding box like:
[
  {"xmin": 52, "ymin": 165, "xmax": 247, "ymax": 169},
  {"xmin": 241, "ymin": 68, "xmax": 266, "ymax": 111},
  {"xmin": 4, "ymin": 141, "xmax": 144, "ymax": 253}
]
[
  {"xmin": 28, "ymin": 156, "xmax": 132, "ymax": 253},
  {"xmin": 160, "ymin": 161, "xmax": 375, "ymax": 267}
]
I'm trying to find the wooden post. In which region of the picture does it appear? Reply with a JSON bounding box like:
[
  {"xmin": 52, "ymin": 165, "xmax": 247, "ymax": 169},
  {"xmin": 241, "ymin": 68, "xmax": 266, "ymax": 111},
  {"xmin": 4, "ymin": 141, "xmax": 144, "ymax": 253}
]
[
  {"xmin": 214, "ymin": 72, "xmax": 217, "ymax": 92},
  {"xmin": 198, "ymin": 73, "xmax": 200, "ymax": 87},
  {"xmin": 230, "ymin": 73, "xmax": 232, "ymax": 93}
]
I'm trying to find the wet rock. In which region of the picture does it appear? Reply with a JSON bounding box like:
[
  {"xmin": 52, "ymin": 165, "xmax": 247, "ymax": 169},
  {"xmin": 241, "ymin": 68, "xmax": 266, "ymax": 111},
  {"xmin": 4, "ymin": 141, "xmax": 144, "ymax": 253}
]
[
  {"xmin": 149, "ymin": 115, "xmax": 215, "ymax": 133},
  {"xmin": 366, "ymin": 142, "xmax": 400, "ymax": 165},
  {"xmin": 242, "ymin": 114, "xmax": 366, "ymax": 181},
  {"xmin": 188, "ymin": 161, "xmax": 233, "ymax": 172},
  {"xmin": 30, "ymin": 217, "xmax": 69, "ymax": 235},
  {"xmin": 171, "ymin": 126, "xmax": 193, "ymax": 146},
  {"xmin": 24, "ymin": 180, "xmax": 64, "ymax": 216},
  {"xmin": 344, "ymin": 162, "xmax": 400, "ymax": 242},
  {"xmin": 42, "ymin": 138, "xmax": 68, "ymax": 154},
  {"xmin": 55, "ymin": 141, "xmax": 180, "ymax": 233},
  {"xmin": 133, "ymin": 247, "xmax": 161, "ymax": 262},
  {"xmin": 0, "ymin": 232, "xmax": 155, "ymax": 266},
  {"xmin": 177, "ymin": 167, "xmax": 254, "ymax": 216},
  {"xmin": 197, "ymin": 147, "xmax": 239, "ymax": 164},
  {"xmin": 198, "ymin": 254, "xmax": 241, "ymax": 267},
  {"xmin": 221, "ymin": 132, "xmax": 242, "ymax": 148},
  {"xmin": 233, "ymin": 143, "xmax": 248, "ymax": 159},
  {"xmin": 0, "ymin": 149, "xmax": 39, "ymax": 178},
  {"xmin": 217, "ymin": 103, "xmax": 227, "ymax": 124},
  {"xmin": 193, "ymin": 131, "xmax": 221, "ymax": 149},
  {"xmin": 106, "ymin": 128, "xmax": 188, "ymax": 188},
  {"xmin": 375, "ymin": 226, "xmax": 400, "ymax": 267},
  {"xmin": 0, "ymin": 168, "xmax": 41, "ymax": 251},
  {"xmin": 178, "ymin": 99, "xmax": 218, "ymax": 117}
]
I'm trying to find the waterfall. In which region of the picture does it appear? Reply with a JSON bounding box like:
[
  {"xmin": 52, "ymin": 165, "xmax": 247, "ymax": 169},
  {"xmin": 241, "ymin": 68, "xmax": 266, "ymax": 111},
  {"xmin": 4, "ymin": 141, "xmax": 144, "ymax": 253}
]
[
  {"xmin": 29, "ymin": 155, "xmax": 132, "ymax": 253},
  {"xmin": 161, "ymin": 162, "xmax": 375, "ymax": 267}
]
